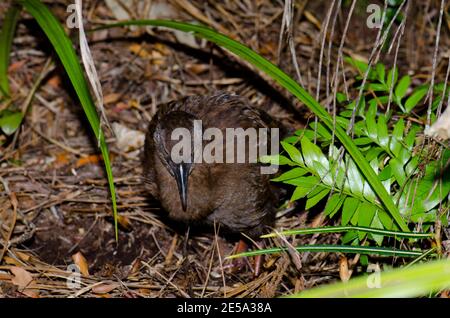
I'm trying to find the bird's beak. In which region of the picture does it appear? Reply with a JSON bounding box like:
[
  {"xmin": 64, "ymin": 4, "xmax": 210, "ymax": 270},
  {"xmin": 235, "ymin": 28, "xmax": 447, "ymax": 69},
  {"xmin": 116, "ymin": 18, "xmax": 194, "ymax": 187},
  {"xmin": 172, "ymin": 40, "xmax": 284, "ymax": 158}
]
[{"xmin": 173, "ymin": 163, "xmax": 189, "ymax": 211}]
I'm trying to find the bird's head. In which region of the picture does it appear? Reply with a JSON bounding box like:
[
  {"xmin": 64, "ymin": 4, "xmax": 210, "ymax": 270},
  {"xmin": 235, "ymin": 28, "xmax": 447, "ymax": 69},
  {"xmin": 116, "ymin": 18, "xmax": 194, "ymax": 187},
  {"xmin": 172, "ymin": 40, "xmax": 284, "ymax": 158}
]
[{"xmin": 154, "ymin": 111, "xmax": 200, "ymax": 211}]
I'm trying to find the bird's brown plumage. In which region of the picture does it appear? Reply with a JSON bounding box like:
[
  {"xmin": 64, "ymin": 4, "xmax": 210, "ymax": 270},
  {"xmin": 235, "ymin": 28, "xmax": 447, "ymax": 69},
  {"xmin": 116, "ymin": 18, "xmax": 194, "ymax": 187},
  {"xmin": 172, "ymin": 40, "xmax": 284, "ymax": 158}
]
[{"xmin": 143, "ymin": 92, "xmax": 278, "ymax": 237}]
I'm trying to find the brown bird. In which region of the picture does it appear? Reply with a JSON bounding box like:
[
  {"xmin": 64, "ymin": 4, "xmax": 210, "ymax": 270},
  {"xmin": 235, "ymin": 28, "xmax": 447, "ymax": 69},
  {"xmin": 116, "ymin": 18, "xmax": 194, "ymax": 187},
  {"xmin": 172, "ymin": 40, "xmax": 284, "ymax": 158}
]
[{"xmin": 143, "ymin": 92, "xmax": 279, "ymax": 238}]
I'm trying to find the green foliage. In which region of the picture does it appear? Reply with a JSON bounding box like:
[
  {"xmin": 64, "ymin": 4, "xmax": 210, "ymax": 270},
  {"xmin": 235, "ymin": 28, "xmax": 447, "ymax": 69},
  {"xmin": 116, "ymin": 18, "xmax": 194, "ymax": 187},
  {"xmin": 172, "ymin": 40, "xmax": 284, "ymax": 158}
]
[
  {"xmin": 0, "ymin": 4, "xmax": 20, "ymax": 97},
  {"xmin": 0, "ymin": 4, "xmax": 22, "ymax": 136},
  {"xmin": 0, "ymin": 109, "xmax": 23, "ymax": 135},
  {"xmin": 292, "ymin": 258, "xmax": 450, "ymax": 298},
  {"xmin": 344, "ymin": 56, "xmax": 449, "ymax": 113},
  {"xmin": 264, "ymin": 58, "xmax": 450, "ymax": 247}
]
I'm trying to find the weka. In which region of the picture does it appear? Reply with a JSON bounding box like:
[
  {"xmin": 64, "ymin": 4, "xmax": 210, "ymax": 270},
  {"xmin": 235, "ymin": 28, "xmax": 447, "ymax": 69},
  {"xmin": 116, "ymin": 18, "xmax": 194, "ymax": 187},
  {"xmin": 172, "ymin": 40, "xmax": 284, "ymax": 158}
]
[{"xmin": 143, "ymin": 92, "xmax": 279, "ymax": 238}]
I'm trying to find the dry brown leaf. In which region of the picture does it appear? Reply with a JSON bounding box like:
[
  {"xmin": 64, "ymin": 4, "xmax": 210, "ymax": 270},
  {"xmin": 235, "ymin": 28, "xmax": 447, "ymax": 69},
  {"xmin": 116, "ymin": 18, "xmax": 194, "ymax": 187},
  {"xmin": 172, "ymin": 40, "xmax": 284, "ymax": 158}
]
[
  {"xmin": 128, "ymin": 258, "xmax": 142, "ymax": 278},
  {"xmin": 3, "ymin": 256, "xmax": 22, "ymax": 266},
  {"xmin": 15, "ymin": 251, "xmax": 31, "ymax": 262},
  {"xmin": 112, "ymin": 122, "xmax": 145, "ymax": 153},
  {"xmin": 304, "ymin": 10, "xmax": 321, "ymax": 30},
  {"xmin": 75, "ymin": 154, "xmax": 103, "ymax": 168},
  {"xmin": 294, "ymin": 277, "xmax": 305, "ymax": 293},
  {"xmin": 263, "ymin": 255, "xmax": 278, "ymax": 269},
  {"xmin": 138, "ymin": 288, "xmax": 152, "ymax": 296},
  {"xmin": 259, "ymin": 42, "xmax": 277, "ymax": 56},
  {"xmin": 47, "ymin": 74, "xmax": 62, "ymax": 88},
  {"xmin": 10, "ymin": 266, "xmax": 33, "ymax": 288},
  {"xmin": 154, "ymin": 43, "xmax": 170, "ymax": 55},
  {"xmin": 113, "ymin": 102, "xmax": 130, "ymax": 112},
  {"xmin": 150, "ymin": 50, "xmax": 165, "ymax": 65},
  {"xmin": 104, "ymin": 93, "xmax": 122, "ymax": 105},
  {"xmin": 150, "ymin": 50, "xmax": 163, "ymax": 60},
  {"xmin": 21, "ymin": 288, "xmax": 39, "ymax": 298},
  {"xmin": 185, "ymin": 63, "xmax": 208, "ymax": 75},
  {"xmin": 0, "ymin": 272, "xmax": 13, "ymax": 280},
  {"xmin": 72, "ymin": 252, "xmax": 90, "ymax": 276},
  {"xmin": 311, "ymin": 213, "xmax": 325, "ymax": 228},
  {"xmin": 54, "ymin": 152, "xmax": 70, "ymax": 167},
  {"xmin": 339, "ymin": 256, "xmax": 351, "ymax": 282},
  {"xmin": 117, "ymin": 215, "xmax": 133, "ymax": 231},
  {"xmin": 92, "ymin": 282, "xmax": 119, "ymax": 294},
  {"xmin": 425, "ymin": 105, "xmax": 450, "ymax": 140},
  {"xmin": 129, "ymin": 43, "xmax": 151, "ymax": 58},
  {"xmin": 128, "ymin": 100, "xmax": 140, "ymax": 109},
  {"xmin": 8, "ymin": 60, "xmax": 26, "ymax": 72}
]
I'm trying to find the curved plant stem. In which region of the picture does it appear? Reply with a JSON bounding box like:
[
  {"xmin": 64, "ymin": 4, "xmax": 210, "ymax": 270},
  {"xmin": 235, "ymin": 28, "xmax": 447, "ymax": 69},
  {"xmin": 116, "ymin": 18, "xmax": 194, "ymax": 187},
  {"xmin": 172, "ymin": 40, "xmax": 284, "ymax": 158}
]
[
  {"xmin": 228, "ymin": 244, "xmax": 425, "ymax": 259},
  {"xmin": 19, "ymin": 0, "xmax": 119, "ymax": 239},
  {"xmin": 261, "ymin": 226, "xmax": 432, "ymax": 239}
]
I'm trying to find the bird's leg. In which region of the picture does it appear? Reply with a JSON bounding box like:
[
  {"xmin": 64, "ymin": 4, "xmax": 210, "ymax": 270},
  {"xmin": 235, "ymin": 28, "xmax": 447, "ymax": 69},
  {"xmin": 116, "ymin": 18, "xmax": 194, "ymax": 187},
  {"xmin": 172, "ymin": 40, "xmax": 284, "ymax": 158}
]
[
  {"xmin": 235, "ymin": 239, "xmax": 248, "ymax": 254},
  {"xmin": 242, "ymin": 239, "xmax": 266, "ymax": 277},
  {"xmin": 225, "ymin": 239, "xmax": 264, "ymax": 277},
  {"xmin": 252, "ymin": 240, "xmax": 266, "ymax": 277},
  {"xmin": 182, "ymin": 226, "xmax": 190, "ymax": 258},
  {"xmin": 253, "ymin": 254, "xmax": 263, "ymax": 277},
  {"xmin": 223, "ymin": 239, "xmax": 249, "ymax": 273}
]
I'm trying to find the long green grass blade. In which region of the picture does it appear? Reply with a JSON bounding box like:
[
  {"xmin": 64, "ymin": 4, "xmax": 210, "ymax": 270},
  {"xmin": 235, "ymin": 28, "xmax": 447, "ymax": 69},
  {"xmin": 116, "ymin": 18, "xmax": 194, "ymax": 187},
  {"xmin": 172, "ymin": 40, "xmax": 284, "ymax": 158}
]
[
  {"xmin": 95, "ymin": 19, "xmax": 409, "ymax": 232},
  {"xmin": 291, "ymin": 259, "xmax": 450, "ymax": 298},
  {"xmin": 227, "ymin": 245, "xmax": 425, "ymax": 259},
  {"xmin": 261, "ymin": 226, "xmax": 432, "ymax": 239},
  {"xmin": 19, "ymin": 0, "xmax": 118, "ymax": 239},
  {"xmin": 0, "ymin": 3, "xmax": 20, "ymax": 97}
]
